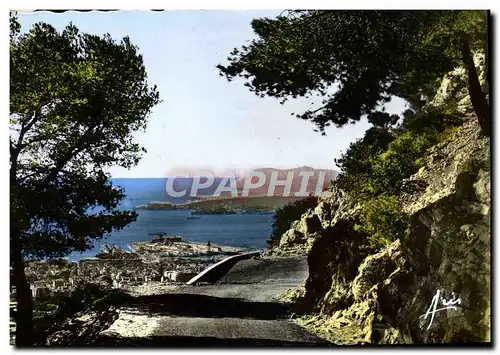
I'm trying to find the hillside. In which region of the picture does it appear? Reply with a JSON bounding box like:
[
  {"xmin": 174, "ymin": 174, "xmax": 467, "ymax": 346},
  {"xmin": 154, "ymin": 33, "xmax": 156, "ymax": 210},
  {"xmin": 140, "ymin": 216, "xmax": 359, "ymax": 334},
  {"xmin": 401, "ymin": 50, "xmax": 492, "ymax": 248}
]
[
  {"xmin": 269, "ymin": 52, "xmax": 490, "ymax": 344},
  {"xmin": 135, "ymin": 195, "xmax": 307, "ymax": 212},
  {"xmin": 231, "ymin": 167, "xmax": 337, "ymax": 197},
  {"xmin": 182, "ymin": 195, "xmax": 306, "ymax": 212},
  {"xmin": 134, "ymin": 166, "xmax": 338, "ymax": 212}
]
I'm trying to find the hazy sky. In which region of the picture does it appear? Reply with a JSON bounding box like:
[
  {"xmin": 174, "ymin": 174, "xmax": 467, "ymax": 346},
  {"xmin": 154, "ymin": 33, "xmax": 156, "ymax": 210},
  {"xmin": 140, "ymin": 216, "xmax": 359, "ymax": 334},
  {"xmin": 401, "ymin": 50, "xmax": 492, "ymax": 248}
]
[{"xmin": 18, "ymin": 10, "xmax": 407, "ymax": 177}]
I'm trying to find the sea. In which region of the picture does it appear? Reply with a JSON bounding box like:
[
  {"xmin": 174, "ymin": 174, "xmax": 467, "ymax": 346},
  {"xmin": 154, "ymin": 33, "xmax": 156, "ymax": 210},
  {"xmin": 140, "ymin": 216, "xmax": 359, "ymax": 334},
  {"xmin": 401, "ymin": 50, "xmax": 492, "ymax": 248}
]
[{"xmin": 67, "ymin": 178, "xmax": 274, "ymax": 261}]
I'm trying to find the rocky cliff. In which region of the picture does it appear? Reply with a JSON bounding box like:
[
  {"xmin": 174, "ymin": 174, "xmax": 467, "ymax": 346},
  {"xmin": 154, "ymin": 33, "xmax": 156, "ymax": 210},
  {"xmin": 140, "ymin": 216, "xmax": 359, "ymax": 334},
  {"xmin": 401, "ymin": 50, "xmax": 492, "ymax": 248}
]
[{"xmin": 273, "ymin": 115, "xmax": 490, "ymax": 344}]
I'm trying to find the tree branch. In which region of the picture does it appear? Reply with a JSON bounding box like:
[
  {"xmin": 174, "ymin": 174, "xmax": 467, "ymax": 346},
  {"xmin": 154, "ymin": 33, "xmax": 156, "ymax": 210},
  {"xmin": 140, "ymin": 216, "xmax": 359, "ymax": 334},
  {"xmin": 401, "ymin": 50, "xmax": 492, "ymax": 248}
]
[{"xmin": 38, "ymin": 122, "xmax": 105, "ymax": 190}]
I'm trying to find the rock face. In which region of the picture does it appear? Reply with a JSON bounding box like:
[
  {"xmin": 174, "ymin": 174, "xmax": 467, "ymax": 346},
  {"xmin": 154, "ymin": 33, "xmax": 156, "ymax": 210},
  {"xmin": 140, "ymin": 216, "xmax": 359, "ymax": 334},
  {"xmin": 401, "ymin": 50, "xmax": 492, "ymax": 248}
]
[
  {"xmin": 430, "ymin": 51, "xmax": 488, "ymax": 113},
  {"xmin": 279, "ymin": 229, "xmax": 306, "ymax": 248},
  {"xmin": 275, "ymin": 117, "xmax": 490, "ymax": 344},
  {"xmin": 271, "ymin": 187, "xmax": 360, "ymax": 257}
]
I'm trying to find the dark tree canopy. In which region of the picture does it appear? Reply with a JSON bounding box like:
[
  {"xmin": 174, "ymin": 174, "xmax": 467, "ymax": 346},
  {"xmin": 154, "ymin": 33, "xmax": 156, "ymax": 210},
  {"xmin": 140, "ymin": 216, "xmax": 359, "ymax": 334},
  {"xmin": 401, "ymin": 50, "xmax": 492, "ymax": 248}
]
[
  {"xmin": 217, "ymin": 10, "xmax": 488, "ymax": 134},
  {"xmin": 10, "ymin": 20, "xmax": 160, "ymax": 258},
  {"xmin": 10, "ymin": 15, "xmax": 160, "ymax": 346}
]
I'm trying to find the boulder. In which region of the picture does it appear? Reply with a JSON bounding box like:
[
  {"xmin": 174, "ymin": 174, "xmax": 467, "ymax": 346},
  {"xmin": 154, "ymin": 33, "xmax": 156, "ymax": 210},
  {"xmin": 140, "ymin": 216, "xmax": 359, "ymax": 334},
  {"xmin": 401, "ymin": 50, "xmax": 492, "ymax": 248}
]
[
  {"xmin": 314, "ymin": 201, "xmax": 332, "ymax": 229},
  {"xmin": 297, "ymin": 210, "xmax": 323, "ymax": 235},
  {"xmin": 279, "ymin": 229, "xmax": 305, "ymax": 248},
  {"xmin": 351, "ymin": 240, "xmax": 406, "ymax": 302}
]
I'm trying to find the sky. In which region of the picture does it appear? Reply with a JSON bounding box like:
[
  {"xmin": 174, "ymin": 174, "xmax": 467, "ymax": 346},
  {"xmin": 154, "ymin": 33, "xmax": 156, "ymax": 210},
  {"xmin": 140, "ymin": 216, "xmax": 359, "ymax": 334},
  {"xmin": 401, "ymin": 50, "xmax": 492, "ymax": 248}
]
[{"xmin": 18, "ymin": 10, "xmax": 408, "ymax": 178}]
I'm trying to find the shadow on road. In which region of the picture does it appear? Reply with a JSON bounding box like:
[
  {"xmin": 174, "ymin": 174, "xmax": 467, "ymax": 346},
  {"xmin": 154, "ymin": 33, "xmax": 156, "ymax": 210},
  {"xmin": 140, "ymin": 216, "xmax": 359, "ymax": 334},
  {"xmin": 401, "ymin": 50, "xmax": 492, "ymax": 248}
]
[
  {"xmin": 82, "ymin": 292, "xmax": 332, "ymax": 347},
  {"xmin": 122, "ymin": 293, "xmax": 290, "ymax": 320},
  {"xmin": 90, "ymin": 335, "xmax": 332, "ymax": 347}
]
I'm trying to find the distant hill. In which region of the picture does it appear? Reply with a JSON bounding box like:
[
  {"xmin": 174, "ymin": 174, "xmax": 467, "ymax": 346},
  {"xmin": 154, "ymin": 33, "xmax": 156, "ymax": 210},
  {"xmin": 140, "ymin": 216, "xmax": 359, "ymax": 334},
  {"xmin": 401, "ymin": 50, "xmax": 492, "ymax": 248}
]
[
  {"xmin": 232, "ymin": 166, "xmax": 337, "ymax": 197},
  {"xmin": 182, "ymin": 195, "xmax": 307, "ymax": 212},
  {"xmin": 112, "ymin": 167, "xmax": 338, "ymax": 207}
]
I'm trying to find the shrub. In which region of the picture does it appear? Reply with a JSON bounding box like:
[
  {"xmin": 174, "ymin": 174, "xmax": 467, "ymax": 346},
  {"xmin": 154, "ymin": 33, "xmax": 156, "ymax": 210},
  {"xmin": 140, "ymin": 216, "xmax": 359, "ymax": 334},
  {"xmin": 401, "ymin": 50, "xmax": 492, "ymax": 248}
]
[
  {"xmin": 369, "ymin": 129, "xmax": 438, "ymax": 194},
  {"xmin": 354, "ymin": 194, "xmax": 409, "ymax": 251},
  {"xmin": 335, "ymin": 128, "xmax": 395, "ymax": 194}
]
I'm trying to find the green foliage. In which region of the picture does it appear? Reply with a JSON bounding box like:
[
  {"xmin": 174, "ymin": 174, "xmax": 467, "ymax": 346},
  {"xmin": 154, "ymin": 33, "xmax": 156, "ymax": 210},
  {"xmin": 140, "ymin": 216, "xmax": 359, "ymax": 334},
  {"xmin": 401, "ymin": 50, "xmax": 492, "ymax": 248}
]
[
  {"xmin": 10, "ymin": 19, "xmax": 160, "ymax": 259},
  {"xmin": 268, "ymin": 196, "xmax": 318, "ymax": 247},
  {"xmin": 334, "ymin": 126, "xmax": 396, "ymax": 193},
  {"xmin": 336, "ymin": 104, "xmax": 465, "ymax": 198},
  {"xmin": 9, "ymin": 12, "xmax": 21, "ymax": 39},
  {"xmin": 371, "ymin": 129, "xmax": 437, "ymax": 193},
  {"xmin": 140, "ymin": 201, "xmax": 176, "ymax": 210},
  {"xmin": 216, "ymin": 10, "xmax": 487, "ymax": 253},
  {"xmin": 10, "ymin": 17, "xmax": 159, "ymax": 345},
  {"xmin": 217, "ymin": 9, "xmax": 488, "ymax": 254},
  {"xmin": 336, "ymin": 104, "xmax": 465, "ymax": 252},
  {"xmin": 354, "ymin": 194, "xmax": 409, "ymax": 251},
  {"xmin": 367, "ymin": 112, "xmax": 400, "ymax": 129},
  {"xmin": 218, "ymin": 10, "xmax": 487, "ymax": 134}
]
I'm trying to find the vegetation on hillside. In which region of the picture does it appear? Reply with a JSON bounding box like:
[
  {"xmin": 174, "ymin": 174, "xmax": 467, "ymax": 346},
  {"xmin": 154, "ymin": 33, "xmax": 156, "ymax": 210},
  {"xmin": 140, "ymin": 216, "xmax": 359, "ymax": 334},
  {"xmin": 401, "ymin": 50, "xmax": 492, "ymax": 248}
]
[
  {"xmin": 337, "ymin": 106, "xmax": 465, "ymax": 194},
  {"xmin": 219, "ymin": 10, "xmax": 489, "ymax": 252}
]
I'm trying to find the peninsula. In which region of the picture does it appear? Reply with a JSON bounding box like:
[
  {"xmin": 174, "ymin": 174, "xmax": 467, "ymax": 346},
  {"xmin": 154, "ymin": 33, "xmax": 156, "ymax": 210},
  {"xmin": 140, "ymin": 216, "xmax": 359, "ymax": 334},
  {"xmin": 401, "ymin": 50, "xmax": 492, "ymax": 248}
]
[{"xmin": 134, "ymin": 196, "xmax": 306, "ymax": 214}]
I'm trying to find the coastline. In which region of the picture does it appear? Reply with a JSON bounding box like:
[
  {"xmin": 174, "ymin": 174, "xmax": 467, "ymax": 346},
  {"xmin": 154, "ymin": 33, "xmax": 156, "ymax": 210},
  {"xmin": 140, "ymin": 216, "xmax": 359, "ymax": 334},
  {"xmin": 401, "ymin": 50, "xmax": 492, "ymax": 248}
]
[
  {"xmin": 133, "ymin": 196, "xmax": 300, "ymax": 214},
  {"xmin": 66, "ymin": 209, "xmax": 273, "ymax": 261}
]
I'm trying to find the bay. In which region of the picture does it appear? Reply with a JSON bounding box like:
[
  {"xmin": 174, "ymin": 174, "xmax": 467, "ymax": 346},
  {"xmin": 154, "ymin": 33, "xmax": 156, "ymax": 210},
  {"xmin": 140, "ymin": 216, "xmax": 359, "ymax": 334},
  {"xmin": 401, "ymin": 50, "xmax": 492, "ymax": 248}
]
[{"xmin": 67, "ymin": 178, "xmax": 274, "ymax": 261}]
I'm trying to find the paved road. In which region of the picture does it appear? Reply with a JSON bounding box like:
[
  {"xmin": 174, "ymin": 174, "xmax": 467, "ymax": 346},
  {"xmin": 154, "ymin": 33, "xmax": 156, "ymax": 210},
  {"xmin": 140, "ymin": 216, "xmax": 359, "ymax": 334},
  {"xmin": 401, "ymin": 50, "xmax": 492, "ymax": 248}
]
[
  {"xmin": 218, "ymin": 256, "xmax": 309, "ymax": 286},
  {"xmin": 177, "ymin": 256, "xmax": 310, "ymax": 302},
  {"xmin": 96, "ymin": 256, "xmax": 330, "ymax": 347}
]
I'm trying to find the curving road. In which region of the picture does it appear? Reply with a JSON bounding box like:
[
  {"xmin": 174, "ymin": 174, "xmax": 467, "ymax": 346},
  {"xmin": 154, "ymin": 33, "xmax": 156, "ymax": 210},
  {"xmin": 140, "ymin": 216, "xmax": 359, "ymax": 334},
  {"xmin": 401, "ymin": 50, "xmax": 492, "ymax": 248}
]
[{"xmin": 96, "ymin": 255, "xmax": 331, "ymax": 346}]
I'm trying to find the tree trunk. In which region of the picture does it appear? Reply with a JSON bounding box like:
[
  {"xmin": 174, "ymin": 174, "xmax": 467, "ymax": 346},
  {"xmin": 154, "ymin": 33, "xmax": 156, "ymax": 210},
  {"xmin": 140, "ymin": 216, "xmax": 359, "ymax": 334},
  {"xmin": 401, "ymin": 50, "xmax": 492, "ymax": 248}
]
[
  {"xmin": 11, "ymin": 229, "xmax": 34, "ymax": 347},
  {"xmin": 483, "ymin": 11, "xmax": 489, "ymax": 93},
  {"xmin": 461, "ymin": 38, "xmax": 490, "ymax": 135}
]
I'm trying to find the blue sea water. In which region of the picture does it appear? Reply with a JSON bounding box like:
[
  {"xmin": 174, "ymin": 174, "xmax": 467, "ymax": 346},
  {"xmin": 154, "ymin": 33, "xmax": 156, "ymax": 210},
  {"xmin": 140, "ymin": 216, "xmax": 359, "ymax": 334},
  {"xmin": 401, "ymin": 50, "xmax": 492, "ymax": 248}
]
[{"xmin": 67, "ymin": 178, "xmax": 274, "ymax": 261}]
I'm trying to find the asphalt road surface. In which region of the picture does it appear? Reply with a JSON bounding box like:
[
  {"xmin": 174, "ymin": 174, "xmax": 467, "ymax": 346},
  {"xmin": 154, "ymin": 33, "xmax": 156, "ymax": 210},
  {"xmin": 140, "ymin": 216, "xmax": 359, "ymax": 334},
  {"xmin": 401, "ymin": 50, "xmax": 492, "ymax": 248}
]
[{"xmin": 95, "ymin": 256, "xmax": 331, "ymax": 347}]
